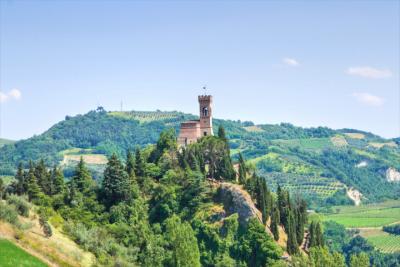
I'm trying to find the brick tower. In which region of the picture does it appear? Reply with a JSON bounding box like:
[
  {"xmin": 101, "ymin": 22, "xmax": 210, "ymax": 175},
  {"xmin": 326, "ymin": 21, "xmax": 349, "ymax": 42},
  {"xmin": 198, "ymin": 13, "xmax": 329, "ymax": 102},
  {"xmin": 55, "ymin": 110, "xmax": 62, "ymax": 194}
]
[
  {"xmin": 178, "ymin": 94, "xmax": 214, "ymax": 146},
  {"xmin": 198, "ymin": 95, "xmax": 213, "ymax": 137}
]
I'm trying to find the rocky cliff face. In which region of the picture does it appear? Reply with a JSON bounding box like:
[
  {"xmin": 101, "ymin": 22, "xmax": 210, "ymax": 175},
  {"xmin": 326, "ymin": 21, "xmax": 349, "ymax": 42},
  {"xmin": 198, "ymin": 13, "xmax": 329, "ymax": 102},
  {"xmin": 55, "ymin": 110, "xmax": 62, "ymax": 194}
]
[
  {"xmin": 386, "ymin": 168, "xmax": 400, "ymax": 182},
  {"xmin": 217, "ymin": 182, "xmax": 262, "ymax": 225}
]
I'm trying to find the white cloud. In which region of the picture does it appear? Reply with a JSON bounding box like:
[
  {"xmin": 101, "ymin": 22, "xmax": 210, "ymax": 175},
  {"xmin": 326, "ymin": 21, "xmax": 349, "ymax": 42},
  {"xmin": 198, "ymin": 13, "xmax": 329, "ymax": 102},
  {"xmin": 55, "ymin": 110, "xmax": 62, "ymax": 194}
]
[
  {"xmin": 0, "ymin": 92, "xmax": 8, "ymax": 103},
  {"xmin": 352, "ymin": 92, "xmax": 384, "ymax": 107},
  {"xmin": 0, "ymin": 89, "xmax": 22, "ymax": 103},
  {"xmin": 283, "ymin": 57, "xmax": 299, "ymax": 67},
  {"xmin": 9, "ymin": 89, "xmax": 21, "ymax": 100},
  {"xmin": 347, "ymin": 66, "xmax": 392, "ymax": 79}
]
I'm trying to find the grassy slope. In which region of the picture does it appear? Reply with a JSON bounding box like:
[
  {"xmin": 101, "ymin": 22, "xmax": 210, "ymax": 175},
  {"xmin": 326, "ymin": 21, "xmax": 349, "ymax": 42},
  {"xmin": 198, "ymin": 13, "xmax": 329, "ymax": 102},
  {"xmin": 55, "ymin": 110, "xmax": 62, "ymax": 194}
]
[
  {"xmin": 0, "ymin": 203, "xmax": 94, "ymax": 267},
  {"xmin": 0, "ymin": 239, "xmax": 47, "ymax": 267}
]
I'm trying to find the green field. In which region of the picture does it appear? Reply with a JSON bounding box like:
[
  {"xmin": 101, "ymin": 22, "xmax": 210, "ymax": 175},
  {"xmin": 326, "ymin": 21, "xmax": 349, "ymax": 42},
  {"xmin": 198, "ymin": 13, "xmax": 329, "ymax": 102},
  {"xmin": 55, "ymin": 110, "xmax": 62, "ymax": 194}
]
[
  {"xmin": 0, "ymin": 239, "xmax": 47, "ymax": 267},
  {"xmin": 359, "ymin": 229, "xmax": 400, "ymax": 253},
  {"xmin": 323, "ymin": 200, "xmax": 400, "ymax": 228},
  {"xmin": 271, "ymin": 137, "xmax": 335, "ymax": 151}
]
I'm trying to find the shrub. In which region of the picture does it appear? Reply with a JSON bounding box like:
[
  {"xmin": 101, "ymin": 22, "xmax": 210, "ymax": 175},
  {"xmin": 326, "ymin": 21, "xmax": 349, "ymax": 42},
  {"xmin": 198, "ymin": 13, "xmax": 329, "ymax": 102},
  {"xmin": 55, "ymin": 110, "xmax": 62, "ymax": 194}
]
[
  {"xmin": 0, "ymin": 202, "xmax": 20, "ymax": 228},
  {"xmin": 6, "ymin": 194, "xmax": 31, "ymax": 217},
  {"xmin": 49, "ymin": 213, "xmax": 64, "ymax": 229}
]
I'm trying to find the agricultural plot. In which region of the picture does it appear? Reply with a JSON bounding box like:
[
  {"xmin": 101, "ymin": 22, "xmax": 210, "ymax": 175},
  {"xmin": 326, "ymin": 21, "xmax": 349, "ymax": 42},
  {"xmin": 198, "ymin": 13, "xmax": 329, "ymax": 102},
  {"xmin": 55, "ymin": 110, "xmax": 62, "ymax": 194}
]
[
  {"xmin": 359, "ymin": 229, "xmax": 400, "ymax": 253},
  {"xmin": 109, "ymin": 110, "xmax": 188, "ymax": 124},
  {"xmin": 261, "ymin": 172, "xmax": 345, "ymax": 199},
  {"xmin": 323, "ymin": 200, "xmax": 400, "ymax": 228},
  {"xmin": 271, "ymin": 137, "xmax": 335, "ymax": 151},
  {"xmin": 0, "ymin": 239, "xmax": 47, "ymax": 267}
]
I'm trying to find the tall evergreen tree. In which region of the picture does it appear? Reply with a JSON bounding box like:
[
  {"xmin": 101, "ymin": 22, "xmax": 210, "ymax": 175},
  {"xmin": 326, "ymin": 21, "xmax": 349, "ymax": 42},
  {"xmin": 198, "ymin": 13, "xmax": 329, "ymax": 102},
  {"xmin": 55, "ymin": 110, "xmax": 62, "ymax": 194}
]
[
  {"xmin": 271, "ymin": 205, "xmax": 280, "ymax": 241},
  {"xmin": 238, "ymin": 153, "xmax": 247, "ymax": 185},
  {"xmin": 27, "ymin": 162, "xmax": 41, "ymax": 201},
  {"xmin": 286, "ymin": 210, "xmax": 299, "ymax": 255},
  {"xmin": 126, "ymin": 150, "xmax": 136, "ymax": 178},
  {"xmin": 217, "ymin": 125, "xmax": 227, "ymax": 143},
  {"xmin": 102, "ymin": 153, "xmax": 131, "ymax": 207},
  {"xmin": 71, "ymin": 157, "xmax": 94, "ymax": 194},
  {"xmin": 35, "ymin": 159, "xmax": 51, "ymax": 195},
  {"xmin": 135, "ymin": 148, "xmax": 146, "ymax": 177},
  {"xmin": 51, "ymin": 166, "xmax": 65, "ymax": 195},
  {"xmin": 316, "ymin": 222, "xmax": 324, "ymax": 247},
  {"xmin": 15, "ymin": 162, "xmax": 26, "ymax": 195},
  {"xmin": 309, "ymin": 221, "xmax": 316, "ymax": 248}
]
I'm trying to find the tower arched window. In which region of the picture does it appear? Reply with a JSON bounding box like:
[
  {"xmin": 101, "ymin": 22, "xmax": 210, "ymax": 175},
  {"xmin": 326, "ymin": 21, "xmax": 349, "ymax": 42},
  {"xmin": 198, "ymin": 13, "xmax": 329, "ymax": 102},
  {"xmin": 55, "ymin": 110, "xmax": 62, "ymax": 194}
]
[{"xmin": 202, "ymin": 107, "xmax": 209, "ymax": 117}]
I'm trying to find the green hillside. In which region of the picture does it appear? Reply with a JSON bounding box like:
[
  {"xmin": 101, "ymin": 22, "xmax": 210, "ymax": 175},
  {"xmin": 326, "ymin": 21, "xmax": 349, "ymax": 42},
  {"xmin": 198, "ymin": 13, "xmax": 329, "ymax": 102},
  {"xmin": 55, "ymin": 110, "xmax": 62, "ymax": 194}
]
[
  {"xmin": 0, "ymin": 138, "xmax": 15, "ymax": 148},
  {"xmin": 1, "ymin": 108, "xmax": 399, "ymax": 204}
]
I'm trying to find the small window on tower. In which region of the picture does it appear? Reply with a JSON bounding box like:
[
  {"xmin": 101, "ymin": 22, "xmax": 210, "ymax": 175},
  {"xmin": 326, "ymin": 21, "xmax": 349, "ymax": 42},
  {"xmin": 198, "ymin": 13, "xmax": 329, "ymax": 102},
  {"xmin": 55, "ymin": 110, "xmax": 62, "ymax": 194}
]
[
  {"xmin": 204, "ymin": 132, "xmax": 207, "ymax": 136},
  {"xmin": 202, "ymin": 107, "xmax": 209, "ymax": 117}
]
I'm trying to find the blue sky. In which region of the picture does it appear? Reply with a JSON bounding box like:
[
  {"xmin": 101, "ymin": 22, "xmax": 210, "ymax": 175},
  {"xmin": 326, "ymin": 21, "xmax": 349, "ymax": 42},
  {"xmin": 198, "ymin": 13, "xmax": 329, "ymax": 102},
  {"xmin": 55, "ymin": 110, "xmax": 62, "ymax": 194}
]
[{"xmin": 0, "ymin": 1, "xmax": 399, "ymax": 140}]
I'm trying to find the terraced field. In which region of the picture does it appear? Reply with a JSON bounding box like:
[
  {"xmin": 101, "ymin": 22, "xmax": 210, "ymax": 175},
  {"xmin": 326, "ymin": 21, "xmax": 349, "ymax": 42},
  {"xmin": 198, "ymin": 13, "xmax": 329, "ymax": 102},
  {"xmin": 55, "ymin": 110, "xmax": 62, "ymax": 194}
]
[
  {"xmin": 359, "ymin": 229, "xmax": 400, "ymax": 253},
  {"xmin": 271, "ymin": 137, "xmax": 335, "ymax": 151},
  {"xmin": 0, "ymin": 239, "xmax": 47, "ymax": 267},
  {"xmin": 261, "ymin": 172, "xmax": 345, "ymax": 198},
  {"xmin": 323, "ymin": 200, "xmax": 400, "ymax": 228},
  {"xmin": 109, "ymin": 110, "xmax": 189, "ymax": 124}
]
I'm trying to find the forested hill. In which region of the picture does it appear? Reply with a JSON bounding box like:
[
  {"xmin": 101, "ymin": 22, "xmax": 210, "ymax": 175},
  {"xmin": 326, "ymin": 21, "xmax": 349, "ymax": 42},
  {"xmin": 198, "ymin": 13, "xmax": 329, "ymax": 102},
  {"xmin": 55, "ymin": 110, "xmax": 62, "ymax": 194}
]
[{"xmin": 1, "ymin": 107, "xmax": 399, "ymax": 204}]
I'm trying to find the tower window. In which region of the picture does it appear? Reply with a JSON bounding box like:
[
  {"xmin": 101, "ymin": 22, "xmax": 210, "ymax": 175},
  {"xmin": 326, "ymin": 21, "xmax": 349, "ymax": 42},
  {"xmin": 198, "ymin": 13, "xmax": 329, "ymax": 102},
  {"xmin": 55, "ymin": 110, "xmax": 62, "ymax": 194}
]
[
  {"xmin": 202, "ymin": 107, "xmax": 209, "ymax": 117},
  {"xmin": 204, "ymin": 132, "xmax": 207, "ymax": 136}
]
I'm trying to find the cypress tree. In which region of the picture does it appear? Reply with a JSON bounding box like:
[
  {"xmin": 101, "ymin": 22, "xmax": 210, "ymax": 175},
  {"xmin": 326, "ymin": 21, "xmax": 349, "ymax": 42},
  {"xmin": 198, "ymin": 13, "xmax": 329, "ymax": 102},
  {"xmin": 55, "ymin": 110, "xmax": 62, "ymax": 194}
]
[
  {"xmin": 15, "ymin": 162, "xmax": 26, "ymax": 195},
  {"xmin": 238, "ymin": 153, "xmax": 246, "ymax": 185},
  {"xmin": 309, "ymin": 221, "xmax": 316, "ymax": 248},
  {"xmin": 286, "ymin": 210, "xmax": 299, "ymax": 255},
  {"xmin": 102, "ymin": 153, "xmax": 131, "ymax": 207},
  {"xmin": 316, "ymin": 222, "xmax": 324, "ymax": 247},
  {"xmin": 271, "ymin": 206, "xmax": 280, "ymax": 241},
  {"xmin": 218, "ymin": 125, "xmax": 227, "ymax": 143},
  {"xmin": 27, "ymin": 162, "xmax": 41, "ymax": 201},
  {"xmin": 295, "ymin": 207, "xmax": 304, "ymax": 246}
]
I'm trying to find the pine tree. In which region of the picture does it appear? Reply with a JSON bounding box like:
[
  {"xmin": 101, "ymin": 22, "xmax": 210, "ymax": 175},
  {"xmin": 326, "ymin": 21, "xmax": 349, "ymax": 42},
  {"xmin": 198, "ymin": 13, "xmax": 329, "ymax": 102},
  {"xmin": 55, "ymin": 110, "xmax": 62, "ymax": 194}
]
[
  {"xmin": 135, "ymin": 148, "xmax": 146, "ymax": 177},
  {"xmin": 15, "ymin": 162, "xmax": 26, "ymax": 195},
  {"xmin": 271, "ymin": 205, "xmax": 280, "ymax": 241},
  {"xmin": 27, "ymin": 162, "xmax": 42, "ymax": 201},
  {"xmin": 102, "ymin": 153, "xmax": 131, "ymax": 207},
  {"xmin": 286, "ymin": 210, "xmax": 299, "ymax": 255},
  {"xmin": 71, "ymin": 157, "xmax": 94, "ymax": 194},
  {"xmin": 51, "ymin": 166, "xmax": 65, "ymax": 195},
  {"xmin": 238, "ymin": 153, "xmax": 247, "ymax": 185},
  {"xmin": 35, "ymin": 159, "xmax": 51, "ymax": 195}
]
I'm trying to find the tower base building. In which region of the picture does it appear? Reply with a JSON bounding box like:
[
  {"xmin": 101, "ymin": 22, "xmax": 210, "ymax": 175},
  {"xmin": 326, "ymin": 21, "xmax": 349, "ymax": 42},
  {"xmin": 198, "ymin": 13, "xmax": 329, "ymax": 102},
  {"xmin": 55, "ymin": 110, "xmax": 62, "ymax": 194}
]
[{"xmin": 178, "ymin": 95, "xmax": 214, "ymax": 146}]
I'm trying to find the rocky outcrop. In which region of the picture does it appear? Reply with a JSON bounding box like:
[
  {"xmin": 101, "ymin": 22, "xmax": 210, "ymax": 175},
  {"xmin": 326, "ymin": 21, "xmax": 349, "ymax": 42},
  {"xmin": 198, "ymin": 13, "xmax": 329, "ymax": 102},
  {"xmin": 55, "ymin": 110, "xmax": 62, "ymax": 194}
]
[
  {"xmin": 347, "ymin": 188, "xmax": 362, "ymax": 206},
  {"xmin": 217, "ymin": 182, "xmax": 262, "ymax": 225},
  {"xmin": 386, "ymin": 168, "xmax": 400, "ymax": 182}
]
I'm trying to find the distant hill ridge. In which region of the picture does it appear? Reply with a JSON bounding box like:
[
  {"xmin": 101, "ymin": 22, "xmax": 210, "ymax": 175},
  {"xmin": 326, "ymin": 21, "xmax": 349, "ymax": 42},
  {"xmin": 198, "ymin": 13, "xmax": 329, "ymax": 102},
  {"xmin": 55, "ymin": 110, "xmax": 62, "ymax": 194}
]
[{"xmin": 1, "ymin": 108, "xmax": 399, "ymax": 205}]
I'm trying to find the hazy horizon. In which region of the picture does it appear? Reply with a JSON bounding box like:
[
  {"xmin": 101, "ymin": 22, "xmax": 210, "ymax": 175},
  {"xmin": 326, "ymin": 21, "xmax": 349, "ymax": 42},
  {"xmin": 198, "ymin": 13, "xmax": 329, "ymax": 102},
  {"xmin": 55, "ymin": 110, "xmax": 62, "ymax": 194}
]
[{"xmin": 1, "ymin": 1, "xmax": 399, "ymax": 140}]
